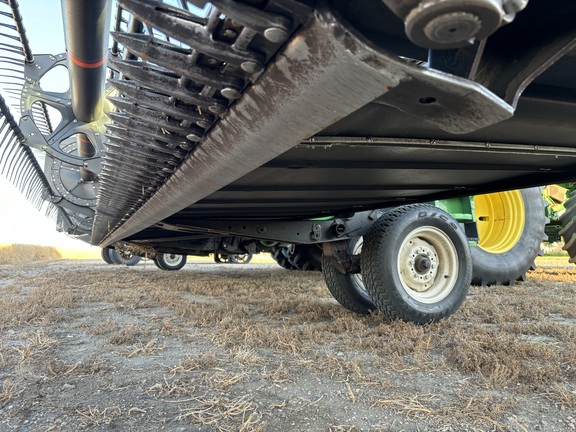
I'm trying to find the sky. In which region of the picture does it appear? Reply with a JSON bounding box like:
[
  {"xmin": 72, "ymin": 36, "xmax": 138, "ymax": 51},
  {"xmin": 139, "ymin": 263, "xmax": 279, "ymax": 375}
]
[{"xmin": 0, "ymin": 0, "xmax": 93, "ymax": 248}]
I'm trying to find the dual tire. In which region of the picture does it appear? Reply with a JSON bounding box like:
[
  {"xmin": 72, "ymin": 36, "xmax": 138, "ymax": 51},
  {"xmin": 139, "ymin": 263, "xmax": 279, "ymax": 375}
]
[
  {"xmin": 101, "ymin": 248, "xmax": 142, "ymax": 266},
  {"xmin": 323, "ymin": 204, "xmax": 472, "ymax": 323},
  {"xmin": 323, "ymin": 188, "xmax": 548, "ymax": 322}
]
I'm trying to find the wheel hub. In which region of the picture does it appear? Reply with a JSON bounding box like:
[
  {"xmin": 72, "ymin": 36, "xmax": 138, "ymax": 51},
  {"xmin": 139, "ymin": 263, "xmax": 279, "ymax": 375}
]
[
  {"xmin": 396, "ymin": 226, "xmax": 458, "ymax": 304},
  {"xmin": 414, "ymin": 254, "xmax": 431, "ymax": 273},
  {"xmin": 164, "ymin": 254, "xmax": 182, "ymax": 265},
  {"xmin": 400, "ymin": 238, "xmax": 439, "ymax": 292}
]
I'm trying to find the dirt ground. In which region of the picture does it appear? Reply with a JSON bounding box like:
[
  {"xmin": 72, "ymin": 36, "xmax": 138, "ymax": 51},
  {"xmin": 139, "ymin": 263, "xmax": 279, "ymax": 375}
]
[{"xmin": 0, "ymin": 258, "xmax": 575, "ymax": 431}]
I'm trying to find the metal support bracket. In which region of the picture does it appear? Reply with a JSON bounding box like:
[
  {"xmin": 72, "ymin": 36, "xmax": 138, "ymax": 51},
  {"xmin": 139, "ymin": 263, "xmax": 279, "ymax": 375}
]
[
  {"xmin": 322, "ymin": 240, "xmax": 361, "ymax": 274},
  {"xmin": 156, "ymin": 209, "xmax": 384, "ymax": 245}
]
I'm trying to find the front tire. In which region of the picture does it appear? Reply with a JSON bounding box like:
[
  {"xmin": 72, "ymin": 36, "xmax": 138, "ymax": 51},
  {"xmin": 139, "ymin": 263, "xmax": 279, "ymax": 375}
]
[
  {"xmin": 154, "ymin": 253, "xmax": 187, "ymax": 271},
  {"xmin": 470, "ymin": 187, "xmax": 547, "ymax": 286},
  {"xmin": 363, "ymin": 204, "xmax": 472, "ymax": 324}
]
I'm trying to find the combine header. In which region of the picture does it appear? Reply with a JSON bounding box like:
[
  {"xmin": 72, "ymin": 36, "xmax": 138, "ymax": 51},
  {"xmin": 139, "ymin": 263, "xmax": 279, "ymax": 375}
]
[{"xmin": 1, "ymin": 0, "xmax": 576, "ymax": 323}]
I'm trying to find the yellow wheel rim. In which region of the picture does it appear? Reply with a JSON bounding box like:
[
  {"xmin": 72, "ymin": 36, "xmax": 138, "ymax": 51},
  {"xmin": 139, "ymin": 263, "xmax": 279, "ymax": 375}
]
[{"xmin": 473, "ymin": 190, "xmax": 525, "ymax": 254}]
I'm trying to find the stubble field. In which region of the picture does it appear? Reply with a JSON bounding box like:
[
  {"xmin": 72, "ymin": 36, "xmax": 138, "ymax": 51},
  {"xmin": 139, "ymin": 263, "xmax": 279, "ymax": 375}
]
[{"xmin": 0, "ymin": 257, "xmax": 575, "ymax": 431}]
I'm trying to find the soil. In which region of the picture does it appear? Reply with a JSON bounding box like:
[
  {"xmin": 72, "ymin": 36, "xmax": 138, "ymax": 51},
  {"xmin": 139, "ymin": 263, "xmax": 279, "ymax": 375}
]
[{"xmin": 0, "ymin": 259, "xmax": 575, "ymax": 431}]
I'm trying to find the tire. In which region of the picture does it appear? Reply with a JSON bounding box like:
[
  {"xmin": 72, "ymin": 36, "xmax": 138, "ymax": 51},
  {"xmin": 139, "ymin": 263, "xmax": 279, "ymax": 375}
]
[
  {"xmin": 101, "ymin": 248, "xmax": 114, "ymax": 264},
  {"xmin": 271, "ymin": 248, "xmax": 298, "ymax": 270},
  {"xmin": 287, "ymin": 245, "xmax": 322, "ymax": 271},
  {"xmin": 363, "ymin": 204, "xmax": 472, "ymax": 324},
  {"xmin": 124, "ymin": 256, "xmax": 142, "ymax": 266},
  {"xmin": 470, "ymin": 187, "xmax": 547, "ymax": 286},
  {"xmin": 229, "ymin": 253, "xmax": 253, "ymax": 264},
  {"xmin": 322, "ymin": 238, "xmax": 376, "ymax": 314},
  {"xmin": 560, "ymin": 190, "xmax": 576, "ymax": 263},
  {"xmin": 154, "ymin": 253, "xmax": 187, "ymax": 271},
  {"xmin": 109, "ymin": 249, "xmax": 124, "ymax": 265},
  {"xmin": 214, "ymin": 254, "xmax": 228, "ymax": 263}
]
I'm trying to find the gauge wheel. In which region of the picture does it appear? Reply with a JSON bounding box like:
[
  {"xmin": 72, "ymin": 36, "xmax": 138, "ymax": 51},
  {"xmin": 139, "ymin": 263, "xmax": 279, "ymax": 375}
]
[
  {"xmin": 154, "ymin": 253, "xmax": 187, "ymax": 271},
  {"xmin": 363, "ymin": 204, "xmax": 472, "ymax": 324},
  {"xmin": 322, "ymin": 238, "xmax": 376, "ymax": 314},
  {"xmin": 471, "ymin": 187, "xmax": 547, "ymax": 286}
]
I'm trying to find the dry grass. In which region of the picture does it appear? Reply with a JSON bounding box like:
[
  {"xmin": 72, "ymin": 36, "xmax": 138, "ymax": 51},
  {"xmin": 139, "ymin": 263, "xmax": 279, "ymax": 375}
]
[
  {"xmin": 76, "ymin": 406, "xmax": 123, "ymax": 427},
  {"xmin": 0, "ymin": 283, "xmax": 74, "ymax": 331},
  {"xmin": 177, "ymin": 395, "xmax": 264, "ymax": 431},
  {"xmin": 0, "ymin": 244, "xmax": 61, "ymax": 265},
  {"xmin": 0, "ymin": 261, "xmax": 575, "ymax": 430},
  {"xmin": 125, "ymin": 339, "xmax": 165, "ymax": 357},
  {"xmin": 371, "ymin": 390, "xmax": 519, "ymax": 431},
  {"xmin": 0, "ymin": 379, "xmax": 17, "ymax": 403}
]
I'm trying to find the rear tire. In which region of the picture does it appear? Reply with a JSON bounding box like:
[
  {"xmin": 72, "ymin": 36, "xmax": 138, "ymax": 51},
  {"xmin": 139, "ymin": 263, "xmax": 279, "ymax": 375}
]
[
  {"xmin": 560, "ymin": 191, "xmax": 576, "ymax": 263},
  {"xmin": 271, "ymin": 245, "xmax": 322, "ymax": 271},
  {"xmin": 470, "ymin": 187, "xmax": 547, "ymax": 286},
  {"xmin": 363, "ymin": 204, "xmax": 471, "ymax": 324},
  {"xmin": 288, "ymin": 245, "xmax": 322, "ymax": 271},
  {"xmin": 154, "ymin": 253, "xmax": 187, "ymax": 271},
  {"xmin": 322, "ymin": 238, "xmax": 376, "ymax": 314},
  {"xmin": 271, "ymin": 248, "xmax": 298, "ymax": 270}
]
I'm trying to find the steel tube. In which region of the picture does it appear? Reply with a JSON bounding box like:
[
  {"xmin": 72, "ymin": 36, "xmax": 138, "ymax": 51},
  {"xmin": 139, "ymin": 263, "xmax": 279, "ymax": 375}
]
[{"xmin": 61, "ymin": 0, "xmax": 111, "ymax": 181}]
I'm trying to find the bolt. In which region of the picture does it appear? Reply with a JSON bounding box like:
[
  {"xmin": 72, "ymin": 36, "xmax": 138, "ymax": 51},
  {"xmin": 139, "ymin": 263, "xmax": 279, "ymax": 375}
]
[
  {"xmin": 186, "ymin": 133, "xmax": 201, "ymax": 142},
  {"xmin": 263, "ymin": 27, "xmax": 288, "ymax": 43},
  {"xmin": 241, "ymin": 61, "xmax": 263, "ymax": 74},
  {"xmin": 222, "ymin": 28, "xmax": 237, "ymax": 39},
  {"xmin": 221, "ymin": 87, "xmax": 241, "ymax": 100},
  {"xmin": 209, "ymin": 105, "xmax": 226, "ymax": 115}
]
